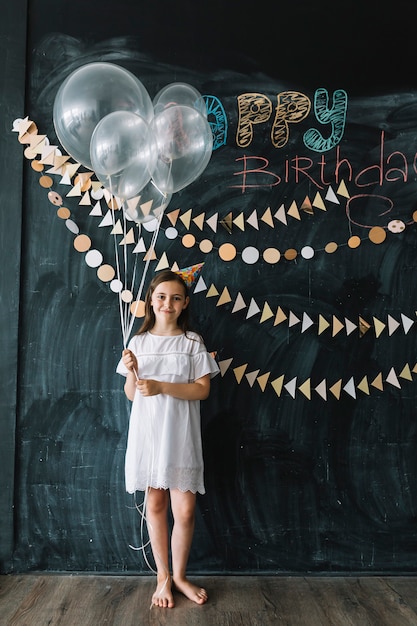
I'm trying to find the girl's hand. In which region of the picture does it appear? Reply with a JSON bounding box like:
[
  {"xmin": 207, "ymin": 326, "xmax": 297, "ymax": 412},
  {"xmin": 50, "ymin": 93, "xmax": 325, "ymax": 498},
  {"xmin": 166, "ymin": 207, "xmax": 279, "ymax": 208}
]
[
  {"xmin": 136, "ymin": 378, "xmax": 161, "ymax": 397},
  {"xmin": 122, "ymin": 349, "xmax": 138, "ymax": 373}
]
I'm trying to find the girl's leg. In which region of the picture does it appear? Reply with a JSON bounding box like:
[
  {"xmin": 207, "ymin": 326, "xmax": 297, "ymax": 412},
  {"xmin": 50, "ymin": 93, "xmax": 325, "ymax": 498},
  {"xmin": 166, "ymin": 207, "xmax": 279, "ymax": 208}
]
[
  {"xmin": 170, "ymin": 489, "xmax": 208, "ymax": 605},
  {"xmin": 146, "ymin": 488, "xmax": 174, "ymax": 608}
]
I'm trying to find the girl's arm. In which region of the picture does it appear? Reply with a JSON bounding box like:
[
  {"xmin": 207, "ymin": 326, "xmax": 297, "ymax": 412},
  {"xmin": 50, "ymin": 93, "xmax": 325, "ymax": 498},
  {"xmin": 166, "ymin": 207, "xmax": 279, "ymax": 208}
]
[
  {"xmin": 122, "ymin": 349, "xmax": 138, "ymax": 401},
  {"xmin": 136, "ymin": 374, "xmax": 210, "ymax": 400}
]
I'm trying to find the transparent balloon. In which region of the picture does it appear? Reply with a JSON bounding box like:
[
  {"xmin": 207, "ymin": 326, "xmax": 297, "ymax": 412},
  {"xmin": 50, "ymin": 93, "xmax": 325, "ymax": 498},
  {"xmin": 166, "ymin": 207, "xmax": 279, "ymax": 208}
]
[
  {"xmin": 151, "ymin": 105, "xmax": 213, "ymax": 194},
  {"xmin": 123, "ymin": 178, "xmax": 172, "ymax": 224},
  {"xmin": 90, "ymin": 111, "xmax": 157, "ymax": 200},
  {"xmin": 153, "ymin": 82, "xmax": 207, "ymax": 118},
  {"xmin": 53, "ymin": 62, "xmax": 154, "ymax": 169}
]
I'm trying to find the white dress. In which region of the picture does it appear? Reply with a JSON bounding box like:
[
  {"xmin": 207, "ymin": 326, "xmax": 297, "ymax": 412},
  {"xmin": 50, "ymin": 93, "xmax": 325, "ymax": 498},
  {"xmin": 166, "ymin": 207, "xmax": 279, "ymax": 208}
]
[{"xmin": 117, "ymin": 331, "xmax": 219, "ymax": 495}]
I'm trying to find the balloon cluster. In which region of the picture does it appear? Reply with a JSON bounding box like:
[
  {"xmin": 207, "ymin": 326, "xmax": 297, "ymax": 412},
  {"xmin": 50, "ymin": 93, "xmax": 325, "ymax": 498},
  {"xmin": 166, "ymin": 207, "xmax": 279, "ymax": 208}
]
[{"xmin": 53, "ymin": 63, "xmax": 213, "ymax": 223}]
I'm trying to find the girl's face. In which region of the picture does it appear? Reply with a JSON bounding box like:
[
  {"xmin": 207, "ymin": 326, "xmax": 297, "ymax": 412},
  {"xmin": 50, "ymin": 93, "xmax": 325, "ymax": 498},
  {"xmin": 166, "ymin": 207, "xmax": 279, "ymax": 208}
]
[{"xmin": 150, "ymin": 280, "xmax": 189, "ymax": 327}]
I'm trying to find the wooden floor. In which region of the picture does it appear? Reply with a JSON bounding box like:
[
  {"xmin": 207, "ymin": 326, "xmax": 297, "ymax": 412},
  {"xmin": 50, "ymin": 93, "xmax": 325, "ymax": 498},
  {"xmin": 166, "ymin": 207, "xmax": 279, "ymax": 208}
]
[{"xmin": 1, "ymin": 574, "xmax": 417, "ymax": 625}]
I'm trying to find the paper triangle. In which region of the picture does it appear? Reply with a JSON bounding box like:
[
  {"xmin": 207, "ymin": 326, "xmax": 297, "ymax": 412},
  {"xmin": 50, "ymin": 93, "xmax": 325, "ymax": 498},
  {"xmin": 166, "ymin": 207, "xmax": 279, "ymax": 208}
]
[
  {"xmin": 301, "ymin": 313, "xmax": 314, "ymax": 333},
  {"xmin": 345, "ymin": 317, "xmax": 357, "ymax": 336},
  {"xmin": 274, "ymin": 204, "xmax": 287, "ymax": 225},
  {"xmin": 387, "ymin": 315, "xmax": 400, "ymax": 336},
  {"xmin": 246, "ymin": 210, "xmax": 259, "ymax": 230},
  {"xmin": 312, "ymin": 192, "xmax": 326, "ymax": 211},
  {"xmin": 193, "ymin": 276, "xmax": 207, "ymax": 294},
  {"xmin": 261, "ymin": 207, "xmax": 274, "ymax": 227},
  {"xmin": 219, "ymin": 358, "xmax": 233, "ymax": 376},
  {"xmin": 300, "ymin": 196, "xmax": 314, "ymax": 215},
  {"xmin": 284, "ymin": 376, "xmax": 297, "ymax": 398},
  {"xmin": 220, "ymin": 212, "xmax": 233, "ymax": 233},
  {"xmin": 166, "ymin": 208, "xmax": 180, "ymax": 226},
  {"xmin": 155, "ymin": 251, "xmax": 169, "ymax": 271},
  {"xmin": 386, "ymin": 367, "xmax": 401, "ymax": 388},
  {"xmin": 110, "ymin": 220, "xmax": 123, "ymax": 235},
  {"xmin": 192, "ymin": 212, "xmax": 205, "ymax": 230},
  {"xmin": 343, "ymin": 377, "xmax": 356, "ymax": 399},
  {"xmin": 325, "ymin": 186, "xmax": 340, "ymax": 204},
  {"xmin": 119, "ymin": 227, "xmax": 135, "ymax": 245},
  {"xmin": 133, "ymin": 238, "xmax": 146, "ymax": 253},
  {"xmin": 257, "ymin": 372, "xmax": 270, "ymax": 391},
  {"xmin": 67, "ymin": 182, "xmax": 82, "ymax": 197},
  {"xmin": 318, "ymin": 314, "xmax": 330, "ymax": 335},
  {"xmin": 337, "ymin": 180, "xmax": 350, "ymax": 198},
  {"xmin": 233, "ymin": 213, "xmax": 245, "ymax": 231},
  {"xmin": 287, "ymin": 201, "xmax": 300, "ymax": 220},
  {"xmin": 206, "ymin": 213, "xmax": 218, "ymax": 232},
  {"xmin": 233, "ymin": 364, "xmax": 248, "ymax": 383},
  {"xmin": 371, "ymin": 372, "xmax": 383, "ymax": 391},
  {"xmin": 329, "ymin": 379, "xmax": 342, "ymax": 399},
  {"xmin": 314, "ymin": 379, "xmax": 327, "ymax": 400},
  {"xmin": 357, "ymin": 376, "xmax": 370, "ymax": 395},
  {"xmin": 232, "ymin": 292, "xmax": 246, "ymax": 313},
  {"xmin": 274, "ymin": 306, "xmax": 287, "ymax": 326},
  {"xmin": 271, "ymin": 375, "xmax": 284, "ymax": 397},
  {"xmin": 298, "ymin": 378, "xmax": 311, "ymax": 399},
  {"xmin": 260, "ymin": 302, "xmax": 274, "ymax": 323},
  {"xmin": 207, "ymin": 284, "xmax": 219, "ymax": 297},
  {"xmin": 399, "ymin": 363, "xmax": 412, "ymax": 381},
  {"xmin": 359, "ymin": 316, "xmax": 371, "ymax": 337},
  {"xmin": 143, "ymin": 247, "xmax": 157, "ymax": 261},
  {"xmin": 180, "ymin": 209, "xmax": 193, "ymax": 230},
  {"xmin": 372, "ymin": 316, "xmax": 385, "ymax": 338},
  {"xmin": 89, "ymin": 201, "xmax": 103, "ymax": 217},
  {"xmin": 217, "ymin": 287, "xmax": 232, "ymax": 306},
  {"xmin": 332, "ymin": 315, "xmax": 344, "ymax": 337},
  {"xmin": 288, "ymin": 311, "xmax": 301, "ymax": 327},
  {"xmin": 246, "ymin": 298, "xmax": 261, "ymax": 319},
  {"xmin": 245, "ymin": 370, "xmax": 260, "ymax": 387},
  {"xmin": 401, "ymin": 313, "xmax": 414, "ymax": 334}
]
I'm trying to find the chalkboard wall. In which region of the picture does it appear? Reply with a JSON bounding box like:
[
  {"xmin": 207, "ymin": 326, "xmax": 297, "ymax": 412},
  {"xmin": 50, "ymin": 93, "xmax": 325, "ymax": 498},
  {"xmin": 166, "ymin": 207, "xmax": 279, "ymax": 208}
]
[{"xmin": 2, "ymin": 0, "xmax": 417, "ymax": 574}]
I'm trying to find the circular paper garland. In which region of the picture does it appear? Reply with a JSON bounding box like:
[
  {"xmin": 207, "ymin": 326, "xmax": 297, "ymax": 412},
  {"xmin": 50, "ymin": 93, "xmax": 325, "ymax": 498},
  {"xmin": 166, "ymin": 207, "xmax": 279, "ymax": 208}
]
[{"xmin": 15, "ymin": 118, "xmax": 417, "ymax": 401}]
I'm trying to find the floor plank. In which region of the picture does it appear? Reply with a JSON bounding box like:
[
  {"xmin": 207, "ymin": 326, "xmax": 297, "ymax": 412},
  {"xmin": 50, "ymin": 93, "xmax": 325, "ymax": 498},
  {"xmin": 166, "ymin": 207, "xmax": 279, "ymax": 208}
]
[{"xmin": 1, "ymin": 575, "xmax": 417, "ymax": 625}]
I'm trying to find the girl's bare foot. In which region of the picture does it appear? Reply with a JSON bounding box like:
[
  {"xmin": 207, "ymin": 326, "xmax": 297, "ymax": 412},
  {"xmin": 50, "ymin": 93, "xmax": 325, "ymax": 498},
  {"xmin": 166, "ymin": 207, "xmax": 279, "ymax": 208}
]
[
  {"xmin": 173, "ymin": 577, "xmax": 208, "ymax": 605},
  {"xmin": 151, "ymin": 575, "xmax": 174, "ymax": 608}
]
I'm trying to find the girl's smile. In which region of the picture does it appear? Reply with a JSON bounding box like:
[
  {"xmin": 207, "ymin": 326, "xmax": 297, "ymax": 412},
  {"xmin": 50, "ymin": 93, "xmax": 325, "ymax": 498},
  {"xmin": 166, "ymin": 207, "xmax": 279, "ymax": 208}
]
[{"xmin": 150, "ymin": 280, "xmax": 189, "ymax": 330}]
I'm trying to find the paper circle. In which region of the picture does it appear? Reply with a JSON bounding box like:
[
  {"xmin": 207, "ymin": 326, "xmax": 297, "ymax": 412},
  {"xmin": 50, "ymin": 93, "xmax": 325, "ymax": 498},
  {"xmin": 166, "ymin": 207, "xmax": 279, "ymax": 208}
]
[
  {"xmin": 85, "ymin": 249, "xmax": 103, "ymax": 268},
  {"xmin": 369, "ymin": 226, "xmax": 386, "ymax": 244},
  {"xmin": 263, "ymin": 248, "xmax": 281, "ymax": 264},
  {"xmin": 130, "ymin": 300, "xmax": 146, "ymax": 318},
  {"xmin": 57, "ymin": 207, "xmax": 71, "ymax": 219},
  {"xmin": 388, "ymin": 219, "xmax": 405, "ymax": 233},
  {"xmin": 73, "ymin": 234, "xmax": 91, "ymax": 252},
  {"xmin": 65, "ymin": 219, "xmax": 79, "ymax": 234},
  {"xmin": 165, "ymin": 227, "xmax": 178, "ymax": 239},
  {"xmin": 97, "ymin": 264, "xmax": 116, "ymax": 282},
  {"xmin": 48, "ymin": 191, "xmax": 63, "ymax": 206},
  {"xmin": 347, "ymin": 235, "xmax": 361, "ymax": 249},
  {"xmin": 110, "ymin": 279, "xmax": 124, "ymax": 293},
  {"xmin": 182, "ymin": 234, "xmax": 196, "ymax": 248},
  {"xmin": 301, "ymin": 246, "xmax": 315, "ymax": 259},
  {"xmin": 284, "ymin": 248, "xmax": 297, "ymax": 261},
  {"xmin": 219, "ymin": 243, "xmax": 237, "ymax": 261},
  {"xmin": 325, "ymin": 242, "xmax": 338, "ymax": 253},
  {"xmin": 121, "ymin": 289, "xmax": 134, "ymax": 303},
  {"xmin": 241, "ymin": 246, "xmax": 260, "ymax": 264},
  {"xmin": 199, "ymin": 239, "xmax": 213, "ymax": 253}
]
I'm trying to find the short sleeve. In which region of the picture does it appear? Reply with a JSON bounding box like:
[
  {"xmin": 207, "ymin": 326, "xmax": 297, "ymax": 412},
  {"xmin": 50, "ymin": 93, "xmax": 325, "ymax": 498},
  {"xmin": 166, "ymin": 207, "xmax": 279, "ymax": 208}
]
[
  {"xmin": 192, "ymin": 350, "xmax": 220, "ymax": 381},
  {"xmin": 116, "ymin": 337, "xmax": 136, "ymax": 377}
]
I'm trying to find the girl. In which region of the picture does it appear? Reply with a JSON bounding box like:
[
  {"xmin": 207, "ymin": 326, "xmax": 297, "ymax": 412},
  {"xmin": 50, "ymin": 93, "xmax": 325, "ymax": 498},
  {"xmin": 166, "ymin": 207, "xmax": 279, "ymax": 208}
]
[{"xmin": 117, "ymin": 269, "xmax": 219, "ymax": 609}]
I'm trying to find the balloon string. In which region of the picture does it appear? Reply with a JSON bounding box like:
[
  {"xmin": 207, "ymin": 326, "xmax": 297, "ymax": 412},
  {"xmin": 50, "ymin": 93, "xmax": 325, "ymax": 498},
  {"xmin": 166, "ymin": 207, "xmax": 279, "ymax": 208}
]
[
  {"xmin": 106, "ymin": 180, "xmax": 129, "ymax": 349},
  {"xmin": 126, "ymin": 208, "xmax": 164, "ymax": 341}
]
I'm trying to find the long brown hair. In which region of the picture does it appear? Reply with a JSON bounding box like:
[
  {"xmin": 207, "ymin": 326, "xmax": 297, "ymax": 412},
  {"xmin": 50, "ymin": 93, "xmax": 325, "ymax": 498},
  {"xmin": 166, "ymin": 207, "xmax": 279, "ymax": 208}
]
[{"xmin": 136, "ymin": 270, "xmax": 192, "ymax": 335}]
